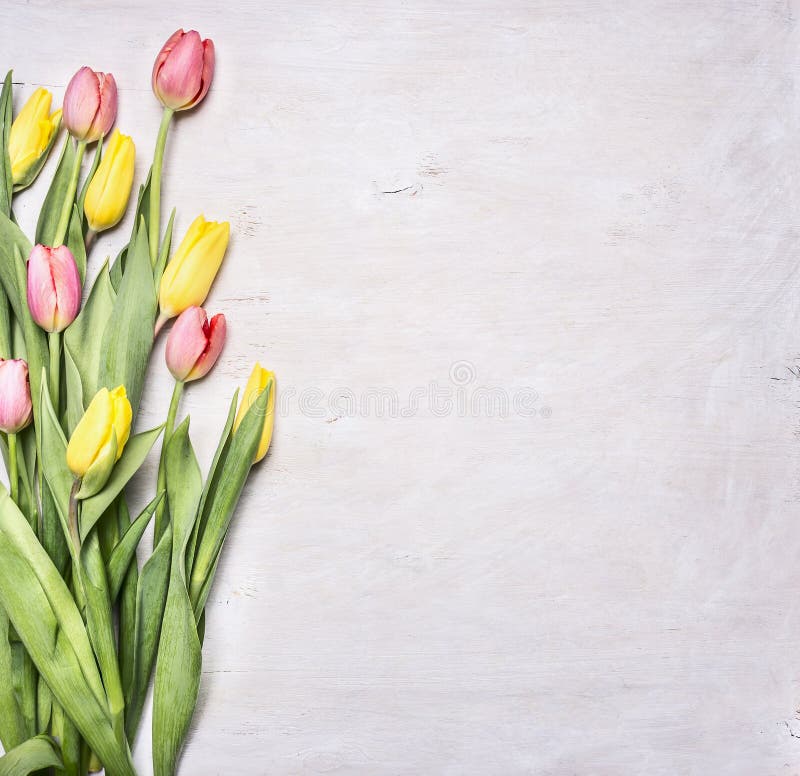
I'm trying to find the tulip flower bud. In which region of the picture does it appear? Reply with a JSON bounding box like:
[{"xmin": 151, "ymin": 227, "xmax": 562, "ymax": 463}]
[
  {"xmin": 0, "ymin": 359, "xmax": 32, "ymax": 434},
  {"xmin": 152, "ymin": 29, "xmax": 215, "ymax": 111},
  {"xmin": 157, "ymin": 215, "xmax": 230, "ymax": 325},
  {"xmin": 165, "ymin": 306, "xmax": 226, "ymax": 382},
  {"xmin": 62, "ymin": 66, "xmax": 117, "ymax": 143},
  {"xmin": 234, "ymin": 363, "xmax": 276, "ymax": 463},
  {"xmin": 8, "ymin": 87, "xmax": 62, "ymax": 189},
  {"xmin": 66, "ymin": 385, "xmax": 132, "ymax": 498},
  {"xmin": 27, "ymin": 244, "xmax": 81, "ymax": 333},
  {"xmin": 83, "ymin": 129, "xmax": 135, "ymax": 232}
]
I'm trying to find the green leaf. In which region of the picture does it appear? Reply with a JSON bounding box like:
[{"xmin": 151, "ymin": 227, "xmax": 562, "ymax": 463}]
[
  {"xmin": 64, "ymin": 261, "xmax": 116, "ymax": 405},
  {"xmin": 78, "ymin": 138, "xmax": 102, "ymax": 221},
  {"xmin": 35, "ymin": 135, "xmax": 74, "ymax": 246},
  {"xmin": 0, "ymin": 489, "xmax": 135, "ymax": 775},
  {"xmin": 125, "ymin": 524, "xmax": 171, "ymax": 743},
  {"xmin": 50, "ymin": 702, "xmax": 81, "ymax": 776},
  {"xmin": 110, "ymin": 168, "xmax": 152, "ymax": 290},
  {"xmin": 154, "ymin": 207, "xmax": 176, "ymax": 284},
  {"xmin": 66, "ymin": 203, "xmax": 87, "ymax": 283},
  {"xmin": 116, "ymin": 497, "xmax": 139, "ymax": 709},
  {"xmin": 153, "ymin": 418, "xmax": 203, "ymax": 776},
  {"xmin": 98, "ymin": 217, "xmax": 157, "ymax": 413},
  {"xmin": 0, "ymin": 284, "xmax": 10, "ymax": 360},
  {"xmin": 10, "ymin": 645, "xmax": 35, "ymax": 740},
  {"xmin": 0, "ymin": 734, "xmax": 62, "ymax": 775},
  {"xmin": 0, "ymin": 71, "xmax": 13, "ymax": 217},
  {"xmin": 79, "ymin": 530, "xmax": 125, "ymax": 741},
  {"xmin": 79, "ymin": 424, "xmax": 164, "ymax": 540},
  {"xmin": 187, "ymin": 389, "xmax": 239, "ymax": 579},
  {"xmin": 0, "ymin": 607, "xmax": 25, "ymax": 752},
  {"xmin": 37, "ymin": 378, "xmax": 73, "ymax": 539},
  {"xmin": 189, "ymin": 386, "xmax": 269, "ymax": 617},
  {"xmin": 63, "ymin": 345, "xmax": 84, "ymax": 436},
  {"xmin": 107, "ymin": 491, "xmax": 164, "ymax": 600},
  {"xmin": 35, "ymin": 680, "xmax": 50, "ymax": 742}
]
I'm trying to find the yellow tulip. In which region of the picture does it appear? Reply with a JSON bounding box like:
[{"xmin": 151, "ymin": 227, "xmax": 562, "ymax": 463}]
[
  {"xmin": 234, "ymin": 363, "xmax": 276, "ymax": 462},
  {"xmin": 66, "ymin": 385, "xmax": 132, "ymax": 498},
  {"xmin": 83, "ymin": 129, "xmax": 135, "ymax": 232},
  {"xmin": 157, "ymin": 215, "xmax": 230, "ymax": 326},
  {"xmin": 8, "ymin": 87, "xmax": 61, "ymax": 189}
]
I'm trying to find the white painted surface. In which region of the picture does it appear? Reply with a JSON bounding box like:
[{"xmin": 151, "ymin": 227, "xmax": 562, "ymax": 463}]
[{"xmin": 3, "ymin": 0, "xmax": 800, "ymax": 773}]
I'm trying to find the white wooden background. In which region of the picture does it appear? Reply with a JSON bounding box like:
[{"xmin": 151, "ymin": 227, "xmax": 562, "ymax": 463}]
[{"xmin": 3, "ymin": 0, "xmax": 800, "ymax": 773}]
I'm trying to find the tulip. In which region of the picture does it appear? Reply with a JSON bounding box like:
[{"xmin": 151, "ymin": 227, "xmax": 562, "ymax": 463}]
[
  {"xmin": 165, "ymin": 306, "xmax": 226, "ymax": 382},
  {"xmin": 234, "ymin": 363, "xmax": 276, "ymax": 463},
  {"xmin": 8, "ymin": 87, "xmax": 62, "ymax": 189},
  {"xmin": 83, "ymin": 129, "xmax": 135, "ymax": 232},
  {"xmin": 157, "ymin": 215, "xmax": 230, "ymax": 327},
  {"xmin": 0, "ymin": 359, "xmax": 32, "ymax": 434},
  {"xmin": 152, "ymin": 29, "xmax": 215, "ymax": 111},
  {"xmin": 27, "ymin": 244, "xmax": 81, "ymax": 333},
  {"xmin": 66, "ymin": 385, "xmax": 132, "ymax": 498},
  {"xmin": 62, "ymin": 67, "xmax": 117, "ymax": 143}
]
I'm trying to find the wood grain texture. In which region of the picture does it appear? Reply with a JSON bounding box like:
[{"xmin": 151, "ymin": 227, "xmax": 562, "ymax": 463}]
[{"xmin": 3, "ymin": 0, "xmax": 800, "ymax": 773}]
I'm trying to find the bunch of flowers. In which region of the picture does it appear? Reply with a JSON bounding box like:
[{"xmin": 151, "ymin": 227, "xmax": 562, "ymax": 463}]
[{"xmin": 0, "ymin": 28, "xmax": 275, "ymax": 776}]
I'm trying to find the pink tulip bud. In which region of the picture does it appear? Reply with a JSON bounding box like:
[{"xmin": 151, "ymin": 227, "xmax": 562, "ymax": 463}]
[
  {"xmin": 165, "ymin": 306, "xmax": 226, "ymax": 382},
  {"xmin": 152, "ymin": 29, "xmax": 215, "ymax": 111},
  {"xmin": 27, "ymin": 245, "xmax": 82, "ymax": 333},
  {"xmin": 62, "ymin": 66, "xmax": 117, "ymax": 143},
  {"xmin": 0, "ymin": 359, "xmax": 32, "ymax": 434}
]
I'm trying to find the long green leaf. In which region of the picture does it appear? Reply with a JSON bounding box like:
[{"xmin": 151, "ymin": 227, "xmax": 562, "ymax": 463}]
[
  {"xmin": 99, "ymin": 216, "xmax": 157, "ymax": 412},
  {"xmin": 153, "ymin": 418, "xmax": 203, "ymax": 776},
  {"xmin": 107, "ymin": 491, "xmax": 164, "ymax": 600},
  {"xmin": 63, "ymin": 344, "xmax": 84, "ymax": 436},
  {"xmin": 125, "ymin": 523, "xmax": 171, "ymax": 743},
  {"xmin": 79, "ymin": 424, "xmax": 164, "ymax": 539},
  {"xmin": 0, "ymin": 734, "xmax": 62, "ymax": 775},
  {"xmin": 9, "ymin": 644, "xmax": 35, "ymax": 740},
  {"xmin": 0, "ymin": 607, "xmax": 25, "ymax": 752},
  {"xmin": 50, "ymin": 701, "xmax": 80, "ymax": 776},
  {"xmin": 0, "ymin": 286, "xmax": 10, "ymax": 361},
  {"xmin": 66, "ymin": 203, "xmax": 87, "ymax": 283},
  {"xmin": 78, "ymin": 139, "xmax": 102, "ymax": 223},
  {"xmin": 116, "ymin": 497, "xmax": 139, "ymax": 715},
  {"xmin": 187, "ymin": 389, "xmax": 239, "ymax": 579},
  {"xmin": 37, "ymin": 379, "xmax": 73, "ymax": 540},
  {"xmin": 0, "ymin": 490, "xmax": 135, "ymax": 775},
  {"xmin": 0, "ymin": 71, "xmax": 13, "ymax": 217},
  {"xmin": 189, "ymin": 386, "xmax": 269, "ymax": 616},
  {"xmin": 36, "ymin": 136, "xmax": 75, "ymax": 246},
  {"xmin": 79, "ymin": 530, "xmax": 125, "ymax": 741}
]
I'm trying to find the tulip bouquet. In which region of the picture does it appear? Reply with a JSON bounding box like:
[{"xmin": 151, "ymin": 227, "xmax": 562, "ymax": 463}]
[{"xmin": 0, "ymin": 29, "xmax": 275, "ymax": 776}]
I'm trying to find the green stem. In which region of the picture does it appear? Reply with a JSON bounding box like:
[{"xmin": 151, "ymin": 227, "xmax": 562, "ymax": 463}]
[
  {"xmin": 154, "ymin": 379, "xmax": 184, "ymax": 544},
  {"xmin": 148, "ymin": 107, "xmax": 174, "ymax": 267},
  {"xmin": 48, "ymin": 331, "xmax": 60, "ymax": 414},
  {"xmin": 53, "ymin": 139, "xmax": 87, "ymax": 248},
  {"xmin": 7, "ymin": 432, "xmax": 17, "ymax": 504}
]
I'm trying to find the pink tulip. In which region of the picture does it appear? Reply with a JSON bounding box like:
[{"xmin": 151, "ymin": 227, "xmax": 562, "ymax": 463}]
[
  {"xmin": 152, "ymin": 29, "xmax": 215, "ymax": 111},
  {"xmin": 165, "ymin": 306, "xmax": 226, "ymax": 382},
  {"xmin": 62, "ymin": 66, "xmax": 117, "ymax": 143},
  {"xmin": 0, "ymin": 359, "xmax": 32, "ymax": 433},
  {"xmin": 27, "ymin": 245, "xmax": 82, "ymax": 333}
]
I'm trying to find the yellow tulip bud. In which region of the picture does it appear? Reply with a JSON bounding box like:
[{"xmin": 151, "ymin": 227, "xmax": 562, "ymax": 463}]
[
  {"xmin": 158, "ymin": 215, "xmax": 230, "ymax": 325},
  {"xmin": 83, "ymin": 129, "xmax": 135, "ymax": 232},
  {"xmin": 8, "ymin": 87, "xmax": 62, "ymax": 189},
  {"xmin": 234, "ymin": 363, "xmax": 276, "ymax": 463},
  {"xmin": 66, "ymin": 385, "xmax": 132, "ymax": 498}
]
